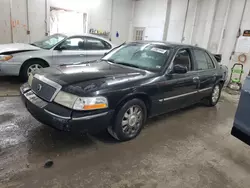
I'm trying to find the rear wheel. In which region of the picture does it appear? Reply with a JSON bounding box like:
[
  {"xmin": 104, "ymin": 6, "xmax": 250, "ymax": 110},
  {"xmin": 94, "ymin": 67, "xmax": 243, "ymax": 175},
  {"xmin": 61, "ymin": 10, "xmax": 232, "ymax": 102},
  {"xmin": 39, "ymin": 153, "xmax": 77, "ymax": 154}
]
[
  {"xmin": 20, "ymin": 60, "xmax": 47, "ymax": 81},
  {"xmin": 108, "ymin": 98, "xmax": 147, "ymax": 141},
  {"xmin": 204, "ymin": 84, "xmax": 221, "ymax": 106}
]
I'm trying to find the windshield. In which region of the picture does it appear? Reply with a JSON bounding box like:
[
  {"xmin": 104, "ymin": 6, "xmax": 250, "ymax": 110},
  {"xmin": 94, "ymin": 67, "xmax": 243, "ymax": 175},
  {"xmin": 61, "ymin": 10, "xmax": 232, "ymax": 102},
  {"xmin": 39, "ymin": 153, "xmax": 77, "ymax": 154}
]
[
  {"xmin": 32, "ymin": 34, "xmax": 66, "ymax": 49},
  {"xmin": 102, "ymin": 43, "xmax": 172, "ymax": 72}
]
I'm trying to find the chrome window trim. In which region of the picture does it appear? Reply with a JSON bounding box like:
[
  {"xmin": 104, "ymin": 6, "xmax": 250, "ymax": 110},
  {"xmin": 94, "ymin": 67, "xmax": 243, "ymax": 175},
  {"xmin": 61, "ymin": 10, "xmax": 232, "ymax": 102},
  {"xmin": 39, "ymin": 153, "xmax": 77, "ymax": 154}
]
[
  {"xmin": 34, "ymin": 74, "xmax": 62, "ymax": 101},
  {"xmin": 72, "ymin": 112, "xmax": 108, "ymax": 120},
  {"xmin": 44, "ymin": 109, "xmax": 71, "ymax": 120}
]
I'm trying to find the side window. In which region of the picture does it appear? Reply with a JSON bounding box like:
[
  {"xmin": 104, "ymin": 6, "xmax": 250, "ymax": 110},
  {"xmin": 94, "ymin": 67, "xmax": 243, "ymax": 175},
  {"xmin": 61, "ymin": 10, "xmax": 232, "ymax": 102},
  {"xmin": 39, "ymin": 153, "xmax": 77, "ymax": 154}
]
[
  {"xmin": 85, "ymin": 37, "xmax": 112, "ymax": 50},
  {"xmin": 59, "ymin": 37, "xmax": 85, "ymax": 50},
  {"xmin": 205, "ymin": 53, "xmax": 215, "ymax": 69},
  {"xmin": 193, "ymin": 49, "xmax": 215, "ymax": 70},
  {"xmin": 173, "ymin": 49, "xmax": 192, "ymax": 71}
]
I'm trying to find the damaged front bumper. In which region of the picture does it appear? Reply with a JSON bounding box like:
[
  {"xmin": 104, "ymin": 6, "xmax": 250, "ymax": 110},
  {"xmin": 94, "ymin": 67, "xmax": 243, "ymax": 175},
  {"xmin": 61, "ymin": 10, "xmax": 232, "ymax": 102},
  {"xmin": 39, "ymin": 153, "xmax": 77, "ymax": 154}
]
[{"xmin": 20, "ymin": 83, "xmax": 114, "ymax": 133}]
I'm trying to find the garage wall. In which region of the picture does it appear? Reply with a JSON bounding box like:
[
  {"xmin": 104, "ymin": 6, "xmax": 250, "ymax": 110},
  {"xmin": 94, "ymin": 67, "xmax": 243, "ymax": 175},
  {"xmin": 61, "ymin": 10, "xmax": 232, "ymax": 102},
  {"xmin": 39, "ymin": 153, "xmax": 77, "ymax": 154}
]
[
  {"xmin": 132, "ymin": 0, "xmax": 250, "ymax": 81},
  {"xmin": 167, "ymin": 0, "xmax": 189, "ymax": 43},
  {"xmin": 132, "ymin": 0, "xmax": 168, "ymax": 41},
  {"xmin": 0, "ymin": 0, "xmax": 12, "ymax": 43},
  {"xmin": 0, "ymin": 0, "xmax": 132, "ymax": 45},
  {"xmin": 111, "ymin": 0, "xmax": 133, "ymax": 44},
  {"xmin": 88, "ymin": 0, "xmax": 112, "ymax": 34}
]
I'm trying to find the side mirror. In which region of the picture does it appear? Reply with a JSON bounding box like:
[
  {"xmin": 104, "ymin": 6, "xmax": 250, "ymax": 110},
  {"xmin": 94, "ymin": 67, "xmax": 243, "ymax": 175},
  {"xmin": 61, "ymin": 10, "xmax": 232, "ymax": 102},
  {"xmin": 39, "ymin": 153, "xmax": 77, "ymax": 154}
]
[
  {"xmin": 55, "ymin": 43, "xmax": 67, "ymax": 51},
  {"xmin": 213, "ymin": 54, "xmax": 222, "ymax": 63},
  {"xmin": 57, "ymin": 45, "xmax": 67, "ymax": 51},
  {"xmin": 173, "ymin": 64, "xmax": 188, "ymax": 74},
  {"xmin": 104, "ymin": 52, "xmax": 108, "ymax": 56}
]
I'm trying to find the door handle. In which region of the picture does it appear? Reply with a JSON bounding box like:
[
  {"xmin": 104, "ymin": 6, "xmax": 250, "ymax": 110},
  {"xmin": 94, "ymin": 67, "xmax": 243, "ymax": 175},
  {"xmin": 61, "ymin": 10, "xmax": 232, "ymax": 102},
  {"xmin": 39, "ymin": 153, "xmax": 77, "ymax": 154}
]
[{"xmin": 80, "ymin": 54, "xmax": 84, "ymax": 56}]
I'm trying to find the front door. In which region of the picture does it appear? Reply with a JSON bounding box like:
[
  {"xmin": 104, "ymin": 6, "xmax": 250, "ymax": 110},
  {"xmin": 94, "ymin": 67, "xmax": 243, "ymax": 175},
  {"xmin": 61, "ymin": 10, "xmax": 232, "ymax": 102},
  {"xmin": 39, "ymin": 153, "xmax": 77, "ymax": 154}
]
[
  {"xmin": 52, "ymin": 37, "xmax": 86, "ymax": 65},
  {"xmin": 160, "ymin": 49, "xmax": 199, "ymax": 113}
]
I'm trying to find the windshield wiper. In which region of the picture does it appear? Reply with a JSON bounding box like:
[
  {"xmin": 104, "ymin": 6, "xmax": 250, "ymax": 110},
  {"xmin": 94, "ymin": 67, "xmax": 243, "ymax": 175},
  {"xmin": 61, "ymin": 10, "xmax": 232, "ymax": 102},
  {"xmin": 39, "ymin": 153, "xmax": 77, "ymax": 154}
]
[
  {"xmin": 101, "ymin": 59, "xmax": 140, "ymax": 69},
  {"xmin": 116, "ymin": 62, "xmax": 140, "ymax": 69}
]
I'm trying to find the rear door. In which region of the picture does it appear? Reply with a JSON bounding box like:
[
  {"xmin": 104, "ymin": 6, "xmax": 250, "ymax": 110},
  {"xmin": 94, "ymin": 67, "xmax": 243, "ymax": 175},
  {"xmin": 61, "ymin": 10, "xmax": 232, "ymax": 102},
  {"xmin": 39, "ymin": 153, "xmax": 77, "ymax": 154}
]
[
  {"xmin": 52, "ymin": 36, "xmax": 85, "ymax": 65},
  {"xmin": 84, "ymin": 37, "xmax": 112, "ymax": 62},
  {"xmin": 160, "ymin": 48, "xmax": 199, "ymax": 113},
  {"xmin": 231, "ymin": 76, "xmax": 250, "ymax": 146},
  {"xmin": 192, "ymin": 48, "xmax": 217, "ymax": 100}
]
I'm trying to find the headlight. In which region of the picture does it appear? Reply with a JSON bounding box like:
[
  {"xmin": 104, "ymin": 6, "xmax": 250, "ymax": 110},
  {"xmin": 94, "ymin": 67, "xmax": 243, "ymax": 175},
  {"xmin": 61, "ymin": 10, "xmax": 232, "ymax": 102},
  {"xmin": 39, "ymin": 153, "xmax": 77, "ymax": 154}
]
[
  {"xmin": 54, "ymin": 91, "xmax": 108, "ymax": 110},
  {"xmin": 54, "ymin": 91, "xmax": 78, "ymax": 109},
  {"xmin": 0, "ymin": 55, "xmax": 13, "ymax": 61},
  {"xmin": 73, "ymin": 96, "xmax": 108, "ymax": 110}
]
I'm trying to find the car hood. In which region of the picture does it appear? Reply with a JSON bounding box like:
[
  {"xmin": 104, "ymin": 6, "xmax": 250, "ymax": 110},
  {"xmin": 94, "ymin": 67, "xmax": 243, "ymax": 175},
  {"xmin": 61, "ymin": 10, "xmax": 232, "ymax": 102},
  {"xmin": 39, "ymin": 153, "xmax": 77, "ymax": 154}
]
[
  {"xmin": 0, "ymin": 43, "xmax": 40, "ymax": 54},
  {"xmin": 37, "ymin": 61, "xmax": 153, "ymax": 95}
]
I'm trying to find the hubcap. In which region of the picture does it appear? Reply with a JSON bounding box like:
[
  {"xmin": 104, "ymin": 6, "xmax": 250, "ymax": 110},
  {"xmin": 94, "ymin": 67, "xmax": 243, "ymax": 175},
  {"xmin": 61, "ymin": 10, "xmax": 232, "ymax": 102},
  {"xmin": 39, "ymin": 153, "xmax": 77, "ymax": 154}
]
[
  {"xmin": 212, "ymin": 85, "xmax": 220, "ymax": 103},
  {"xmin": 122, "ymin": 105, "xmax": 143, "ymax": 137},
  {"xmin": 27, "ymin": 64, "xmax": 42, "ymax": 76}
]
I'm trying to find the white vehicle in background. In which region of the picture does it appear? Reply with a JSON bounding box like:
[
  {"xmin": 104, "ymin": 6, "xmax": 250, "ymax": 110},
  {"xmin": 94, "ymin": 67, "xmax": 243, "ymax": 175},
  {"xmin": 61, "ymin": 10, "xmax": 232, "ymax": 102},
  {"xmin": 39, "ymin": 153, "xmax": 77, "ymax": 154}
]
[{"xmin": 0, "ymin": 33, "xmax": 114, "ymax": 80}]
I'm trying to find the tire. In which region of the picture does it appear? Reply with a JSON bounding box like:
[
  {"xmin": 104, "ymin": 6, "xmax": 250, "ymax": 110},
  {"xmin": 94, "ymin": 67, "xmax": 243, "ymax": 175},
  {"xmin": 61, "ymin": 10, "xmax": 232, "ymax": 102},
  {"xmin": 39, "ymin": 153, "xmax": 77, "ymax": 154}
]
[
  {"xmin": 20, "ymin": 60, "xmax": 47, "ymax": 81},
  {"xmin": 108, "ymin": 98, "xmax": 147, "ymax": 141},
  {"xmin": 204, "ymin": 83, "xmax": 222, "ymax": 106}
]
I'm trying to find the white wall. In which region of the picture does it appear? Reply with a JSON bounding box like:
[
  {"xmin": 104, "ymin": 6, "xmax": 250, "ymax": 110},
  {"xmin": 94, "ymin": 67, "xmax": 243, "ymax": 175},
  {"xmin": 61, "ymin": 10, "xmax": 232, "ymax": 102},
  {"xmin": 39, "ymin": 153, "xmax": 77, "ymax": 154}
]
[
  {"xmin": 132, "ymin": 0, "xmax": 168, "ymax": 41},
  {"xmin": 167, "ymin": 0, "xmax": 188, "ymax": 43},
  {"xmin": 0, "ymin": 0, "xmax": 12, "ymax": 43},
  {"xmin": 132, "ymin": 0, "xmax": 250, "ymax": 82},
  {"xmin": 0, "ymin": 0, "xmax": 132, "ymax": 45},
  {"xmin": 111, "ymin": 0, "xmax": 133, "ymax": 44},
  {"xmin": 88, "ymin": 0, "xmax": 112, "ymax": 34}
]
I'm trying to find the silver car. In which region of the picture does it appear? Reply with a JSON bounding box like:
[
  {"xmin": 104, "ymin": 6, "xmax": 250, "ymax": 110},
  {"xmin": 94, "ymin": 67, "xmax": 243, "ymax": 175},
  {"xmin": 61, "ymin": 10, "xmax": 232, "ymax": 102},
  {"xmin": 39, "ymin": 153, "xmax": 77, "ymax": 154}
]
[{"xmin": 0, "ymin": 33, "xmax": 114, "ymax": 80}]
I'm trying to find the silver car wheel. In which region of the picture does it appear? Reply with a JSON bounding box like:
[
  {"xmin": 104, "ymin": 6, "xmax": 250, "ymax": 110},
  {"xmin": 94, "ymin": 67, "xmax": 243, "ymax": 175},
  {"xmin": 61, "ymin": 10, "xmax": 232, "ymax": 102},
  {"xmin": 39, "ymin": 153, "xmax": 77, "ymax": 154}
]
[
  {"xmin": 27, "ymin": 64, "xmax": 43, "ymax": 76},
  {"xmin": 212, "ymin": 85, "xmax": 220, "ymax": 103},
  {"xmin": 122, "ymin": 105, "xmax": 143, "ymax": 137}
]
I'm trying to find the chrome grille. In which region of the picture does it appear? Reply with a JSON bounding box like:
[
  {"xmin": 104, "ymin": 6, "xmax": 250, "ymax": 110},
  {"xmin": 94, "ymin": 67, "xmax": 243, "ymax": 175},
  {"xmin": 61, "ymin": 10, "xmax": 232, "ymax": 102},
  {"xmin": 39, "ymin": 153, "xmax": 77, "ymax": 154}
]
[{"xmin": 31, "ymin": 75, "xmax": 62, "ymax": 102}]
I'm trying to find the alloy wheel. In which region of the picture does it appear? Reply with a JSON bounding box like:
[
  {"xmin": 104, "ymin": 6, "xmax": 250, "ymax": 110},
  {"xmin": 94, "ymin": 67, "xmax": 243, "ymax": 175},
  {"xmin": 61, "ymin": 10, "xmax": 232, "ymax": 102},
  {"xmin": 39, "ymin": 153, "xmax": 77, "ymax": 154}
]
[
  {"xmin": 121, "ymin": 105, "xmax": 143, "ymax": 137},
  {"xmin": 212, "ymin": 85, "xmax": 220, "ymax": 103},
  {"xmin": 27, "ymin": 64, "xmax": 43, "ymax": 76}
]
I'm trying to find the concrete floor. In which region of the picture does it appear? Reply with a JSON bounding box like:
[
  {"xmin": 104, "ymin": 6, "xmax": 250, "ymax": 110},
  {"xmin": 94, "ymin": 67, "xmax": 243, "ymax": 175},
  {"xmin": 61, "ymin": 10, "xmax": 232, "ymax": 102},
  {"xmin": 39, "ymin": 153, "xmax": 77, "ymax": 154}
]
[
  {"xmin": 0, "ymin": 91, "xmax": 249, "ymax": 188},
  {"xmin": 0, "ymin": 77, "xmax": 21, "ymax": 97}
]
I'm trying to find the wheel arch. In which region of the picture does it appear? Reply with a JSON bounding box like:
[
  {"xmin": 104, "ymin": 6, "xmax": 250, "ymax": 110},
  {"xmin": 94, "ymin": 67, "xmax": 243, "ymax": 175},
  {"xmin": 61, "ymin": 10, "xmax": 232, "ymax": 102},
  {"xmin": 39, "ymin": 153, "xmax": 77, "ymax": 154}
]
[
  {"xmin": 19, "ymin": 58, "xmax": 50, "ymax": 76},
  {"xmin": 114, "ymin": 92, "xmax": 152, "ymax": 118},
  {"xmin": 217, "ymin": 79, "xmax": 225, "ymax": 88}
]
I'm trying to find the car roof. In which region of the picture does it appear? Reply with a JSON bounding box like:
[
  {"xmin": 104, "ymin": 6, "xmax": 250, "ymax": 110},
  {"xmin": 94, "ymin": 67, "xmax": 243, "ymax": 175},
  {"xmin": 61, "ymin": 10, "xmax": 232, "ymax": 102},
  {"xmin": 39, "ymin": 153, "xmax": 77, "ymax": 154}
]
[
  {"xmin": 56, "ymin": 33, "xmax": 112, "ymax": 44},
  {"xmin": 128, "ymin": 40, "xmax": 206, "ymax": 50}
]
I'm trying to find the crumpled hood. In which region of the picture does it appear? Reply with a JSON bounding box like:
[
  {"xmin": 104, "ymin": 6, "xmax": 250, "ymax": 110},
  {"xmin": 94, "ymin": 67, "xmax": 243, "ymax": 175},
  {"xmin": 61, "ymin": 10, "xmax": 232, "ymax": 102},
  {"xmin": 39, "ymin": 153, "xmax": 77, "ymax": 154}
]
[{"xmin": 0, "ymin": 43, "xmax": 40, "ymax": 54}]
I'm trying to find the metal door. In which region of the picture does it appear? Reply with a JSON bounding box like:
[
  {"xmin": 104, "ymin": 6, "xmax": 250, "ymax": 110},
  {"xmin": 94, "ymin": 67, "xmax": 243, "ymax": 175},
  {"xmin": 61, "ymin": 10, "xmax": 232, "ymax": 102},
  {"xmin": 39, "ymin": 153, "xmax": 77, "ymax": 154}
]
[
  {"xmin": 231, "ymin": 76, "xmax": 250, "ymax": 146},
  {"xmin": 52, "ymin": 37, "xmax": 86, "ymax": 65},
  {"xmin": 83, "ymin": 37, "xmax": 112, "ymax": 62},
  {"xmin": 159, "ymin": 49, "xmax": 199, "ymax": 113}
]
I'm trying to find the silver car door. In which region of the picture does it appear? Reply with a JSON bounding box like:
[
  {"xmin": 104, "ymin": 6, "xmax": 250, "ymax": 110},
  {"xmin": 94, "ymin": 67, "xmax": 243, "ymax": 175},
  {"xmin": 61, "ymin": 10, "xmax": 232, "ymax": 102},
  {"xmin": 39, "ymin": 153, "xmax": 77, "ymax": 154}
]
[
  {"xmin": 52, "ymin": 37, "xmax": 86, "ymax": 65},
  {"xmin": 84, "ymin": 37, "xmax": 112, "ymax": 62}
]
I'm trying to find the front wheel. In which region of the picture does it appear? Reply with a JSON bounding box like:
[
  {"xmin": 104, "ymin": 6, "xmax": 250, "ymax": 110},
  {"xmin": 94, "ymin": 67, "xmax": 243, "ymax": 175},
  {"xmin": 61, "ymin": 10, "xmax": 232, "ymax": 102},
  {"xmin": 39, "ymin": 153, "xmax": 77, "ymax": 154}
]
[
  {"xmin": 108, "ymin": 98, "xmax": 147, "ymax": 141},
  {"xmin": 205, "ymin": 84, "xmax": 222, "ymax": 106},
  {"xmin": 20, "ymin": 60, "xmax": 47, "ymax": 81}
]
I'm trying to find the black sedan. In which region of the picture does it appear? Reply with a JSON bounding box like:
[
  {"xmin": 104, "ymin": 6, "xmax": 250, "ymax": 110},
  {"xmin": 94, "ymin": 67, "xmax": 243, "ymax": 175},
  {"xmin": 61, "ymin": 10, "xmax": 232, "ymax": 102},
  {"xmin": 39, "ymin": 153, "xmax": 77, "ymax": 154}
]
[{"xmin": 20, "ymin": 41, "xmax": 227, "ymax": 141}]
